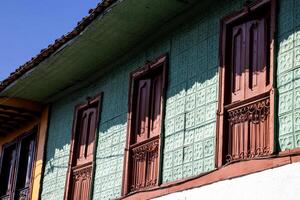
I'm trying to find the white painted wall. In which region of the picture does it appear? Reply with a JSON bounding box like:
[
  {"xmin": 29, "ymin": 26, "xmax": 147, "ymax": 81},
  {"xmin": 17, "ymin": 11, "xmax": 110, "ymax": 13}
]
[{"xmin": 153, "ymin": 163, "xmax": 300, "ymax": 200}]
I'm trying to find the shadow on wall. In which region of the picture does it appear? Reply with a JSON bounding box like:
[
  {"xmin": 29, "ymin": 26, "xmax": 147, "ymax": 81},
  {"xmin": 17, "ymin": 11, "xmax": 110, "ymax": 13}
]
[
  {"xmin": 276, "ymin": 0, "xmax": 300, "ymax": 152},
  {"xmin": 40, "ymin": 0, "xmax": 245, "ymax": 199}
]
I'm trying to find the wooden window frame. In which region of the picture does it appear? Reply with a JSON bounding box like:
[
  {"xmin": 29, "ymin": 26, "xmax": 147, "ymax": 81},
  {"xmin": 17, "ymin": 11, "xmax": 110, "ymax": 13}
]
[
  {"xmin": 216, "ymin": 0, "xmax": 276, "ymax": 168},
  {"xmin": 64, "ymin": 93, "xmax": 102, "ymax": 200},
  {"xmin": 122, "ymin": 54, "xmax": 168, "ymax": 196},
  {"xmin": 0, "ymin": 129, "xmax": 37, "ymax": 200}
]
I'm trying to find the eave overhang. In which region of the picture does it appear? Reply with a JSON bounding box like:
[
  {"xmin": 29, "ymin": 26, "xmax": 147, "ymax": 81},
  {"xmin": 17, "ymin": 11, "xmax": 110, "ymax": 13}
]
[
  {"xmin": 0, "ymin": 97, "xmax": 42, "ymax": 136},
  {"xmin": 0, "ymin": 0, "xmax": 200, "ymax": 102}
]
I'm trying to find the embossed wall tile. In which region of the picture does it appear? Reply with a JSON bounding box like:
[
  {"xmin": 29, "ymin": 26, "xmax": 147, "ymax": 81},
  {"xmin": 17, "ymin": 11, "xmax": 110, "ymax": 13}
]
[
  {"xmin": 195, "ymin": 106, "xmax": 206, "ymax": 126},
  {"xmin": 195, "ymin": 89, "xmax": 206, "ymax": 107},
  {"xmin": 193, "ymin": 141, "xmax": 204, "ymax": 160},
  {"xmin": 111, "ymin": 132, "xmax": 120, "ymax": 145},
  {"xmin": 186, "ymin": 110, "xmax": 195, "ymax": 129},
  {"xmin": 294, "ymin": 47, "xmax": 300, "ymax": 68},
  {"xmin": 206, "ymin": 84, "xmax": 217, "ymax": 104},
  {"xmin": 165, "ymin": 118, "xmax": 175, "ymax": 136},
  {"xmin": 183, "ymin": 162, "xmax": 193, "ymax": 178},
  {"xmin": 116, "ymin": 157, "xmax": 123, "ymax": 172},
  {"xmin": 279, "ymin": 134, "xmax": 294, "ymax": 150},
  {"xmin": 206, "ymin": 68, "xmax": 218, "ymax": 86},
  {"xmin": 294, "ymin": 68, "xmax": 300, "ymax": 88},
  {"xmin": 164, "ymin": 135, "xmax": 175, "ymax": 152},
  {"xmin": 203, "ymin": 138, "xmax": 214, "ymax": 157},
  {"xmin": 162, "ymin": 168, "xmax": 173, "ymax": 183},
  {"xmin": 186, "ymin": 78, "xmax": 198, "ymax": 95},
  {"xmin": 203, "ymin": 123, "xmax": 216, "ymax": 139},
  {"xmin": 193, "ymin": 159, "xmax": 204, "ymax": 175},
  {"xmin": 206, "ymin": 102, "xmax": 217, "ymax": 121},
  {"xmin": 279, "ymin": 34, "xmax": 294, "ymax": 53},
  {"xmin": 184, "ymin": 146, "xmax": 194, "ymax": 163},
  {"xmin": 277, "ymin": 70, "xmax": 293, "ymax": 90},
  {"xmin": 176, "ymin": 97, "xmax": 186, "ymax": 115},
  {"xmin": 203, "ymin": 157, "xmax": 215, "ymax": 172},
  {"xmin": 173, "ymin": 165, "xmax": 183, "ymax": 180},
  {"xmin": 174, "ymin": 114, "xmax": 185, "ymax": 132},
  {"xmin": 279, "ymin": 114, "xmax": 293, "ymax": 135},
  {"xmin": 278, "ymin": 51, "xmax": 293, "ymax": 74},
  {"xmin": 194, "ymin": 126, "xmax": 204, "ymax": 142},
  {"xmin": 184, "ymin": 129, "xmax": 195, "ymax": 145},
  {"xmin": 295, "ymin": 132, "xmax": 300, "ymax": 148},
  {"xmin": 173, "ymin": 149, "xmax": 183, "ymax": 166},
  {"xmin": 278, "ymin": 91, "xmax": 293, "ymax": 115},
  {"xmin": 164, "ymin": 152, "xmax": 173, "ymax": 169},
  {"xmin": 294, "ymin": 110, "xmax": 300, "ymax": 131},
  {"xmin": 196, "ymin": 73, "xmax": 208, "ymax": 91},
  {"xmin": 294, "ymin": 31, "xmax": 300, "ymax": 47},
  {"xmin": 186, "ymin": 93, "xmax": 196, "ymax": 112},
  {"xmin": 174, "ymin": 131, "xmax": 184, "ymax": 149},
  {"xmin": 165, "ymin": 101, "xmax": 175, "ymax": 119}
]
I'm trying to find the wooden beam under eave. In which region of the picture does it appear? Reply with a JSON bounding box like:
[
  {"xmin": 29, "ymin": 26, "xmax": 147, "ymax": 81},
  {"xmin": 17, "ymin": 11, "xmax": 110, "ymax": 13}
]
[
  {"xmin": 0, "ymin": 104, "xmax": 40, "ymax": 117},
  {"xmin": 0, "ymin": 97, "xmax": 42, "ymax": 113},
  {"xmin": 0, "ymin": 123, "xmax": 18, "ymax": 131}
]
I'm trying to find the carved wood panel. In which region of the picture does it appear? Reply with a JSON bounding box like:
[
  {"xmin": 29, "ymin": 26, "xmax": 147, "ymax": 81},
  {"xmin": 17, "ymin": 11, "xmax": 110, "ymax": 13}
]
[
  {"xmin": 130, "ymin": 138, "xmax": 159, "ymax": 192},
  {"xmin": 70, "ymin": 165, "xmax": 92, "ymax": 200},
  {"xmin": 226, "ymin": 97, "xmax": 270, "ymax": 163}
]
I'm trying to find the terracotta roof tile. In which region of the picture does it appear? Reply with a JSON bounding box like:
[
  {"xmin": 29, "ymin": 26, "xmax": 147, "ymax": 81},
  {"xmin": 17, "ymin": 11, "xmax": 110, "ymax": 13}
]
[{"xmin": 0, "ymin": 0, "xmax": 116, "ymax": 93}]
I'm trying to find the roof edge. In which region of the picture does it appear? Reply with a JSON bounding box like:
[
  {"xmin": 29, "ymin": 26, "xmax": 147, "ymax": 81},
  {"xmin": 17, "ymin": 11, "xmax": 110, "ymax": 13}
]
[{"xmin": 0, "ymin": 0, "xmax": 117, "ymax": 93}]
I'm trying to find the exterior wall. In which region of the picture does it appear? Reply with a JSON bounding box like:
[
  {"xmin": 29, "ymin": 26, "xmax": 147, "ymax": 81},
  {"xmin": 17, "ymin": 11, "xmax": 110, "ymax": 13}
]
[
  {"xmin": 39, "ymin": 0, "xmax": 300, "ymax": 199},
  {"xmin": 153, "ymin": 162, "xmax": 300, "ymax": 200},
  {"xmin": 277, "ymin": 0, "xmax": 300, "ymax": 150}
]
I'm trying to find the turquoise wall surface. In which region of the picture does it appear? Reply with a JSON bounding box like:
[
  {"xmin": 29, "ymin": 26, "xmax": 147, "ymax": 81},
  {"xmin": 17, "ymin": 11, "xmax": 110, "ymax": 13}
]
[
  {"xmin": 277, "ymin": 0, "xmax": 300, "ymax": 151},
  {"xmin": 40, "ymin": 0, "xmax": 300, "ymax": 199}
]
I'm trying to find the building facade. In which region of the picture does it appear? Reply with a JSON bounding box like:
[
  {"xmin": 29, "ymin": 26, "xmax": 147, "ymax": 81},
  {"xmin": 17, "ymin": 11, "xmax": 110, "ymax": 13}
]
[{"xmin": 0, "ymin": 0, "xmax": 300, "ymax": 199}]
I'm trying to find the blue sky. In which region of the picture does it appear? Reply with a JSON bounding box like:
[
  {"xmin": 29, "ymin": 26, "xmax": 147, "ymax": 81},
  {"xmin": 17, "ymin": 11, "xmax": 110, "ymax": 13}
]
[{"xmin": 0, "ymin": 1, "xmax": 100, "ymax": 81}]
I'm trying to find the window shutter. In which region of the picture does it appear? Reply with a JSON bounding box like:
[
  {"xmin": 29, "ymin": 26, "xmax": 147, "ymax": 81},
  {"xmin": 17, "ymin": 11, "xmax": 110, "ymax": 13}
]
[
  {"xmin": 0, "ymin": 131, "xmax": 36, "ymax": 200},
  {"xmin": 124, "ymin": 56, "xmax": 167, "ymax": 195},
  {"xmin": 0, "ymin": 144, "xmax": 17, "ymax": 199},
  {"xmin": 150, "ymin": 74, "xmax": 163, "ymax": 138},
  {"xmin": 135, "ymin": 79, "xmax": 151, "ymax": 143},
  {"xmin": 231, "ymin": 24, "xmax": 246, "ymax": 103},
  {"xmin": 65, "ymin": 95, "xmax": 101, "ymax": 200},
  {"xmin": 217, "ymin": 2, "xmax": 275, "ymax": 166}
]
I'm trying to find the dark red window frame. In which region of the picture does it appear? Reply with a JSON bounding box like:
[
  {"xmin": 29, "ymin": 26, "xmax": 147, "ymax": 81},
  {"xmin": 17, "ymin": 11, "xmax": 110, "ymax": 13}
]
[
  {"xmin": 64, "ymin": 94, "xmax": 102, "ymax": 200},
  {"xmin": 0, "ymin": 129, "xmax": 37, "ymax": 200},
  {"xmin": 122, "ymin": 54, "xmax": 168, "ymax": 196},
  {"xmin": 216, "ymin": 0, "xmax": 276, "ymax": 167}
]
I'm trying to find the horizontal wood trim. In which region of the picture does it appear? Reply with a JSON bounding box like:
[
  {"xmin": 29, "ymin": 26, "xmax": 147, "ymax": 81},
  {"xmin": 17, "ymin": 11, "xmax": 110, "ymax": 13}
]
[
  {"xmin": 118, "ymin": 151, "xmax": 300, "ymax": 200},
  {"xmin": 0, "ymin": 97, "xmax": 42, "ymax": 113}
]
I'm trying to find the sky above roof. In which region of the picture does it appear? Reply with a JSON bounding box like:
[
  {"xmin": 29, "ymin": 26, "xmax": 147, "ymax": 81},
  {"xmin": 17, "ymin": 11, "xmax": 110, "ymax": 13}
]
[{"xmin": 0, "ymin": 1, "xmax": 100, "ymax": 81}]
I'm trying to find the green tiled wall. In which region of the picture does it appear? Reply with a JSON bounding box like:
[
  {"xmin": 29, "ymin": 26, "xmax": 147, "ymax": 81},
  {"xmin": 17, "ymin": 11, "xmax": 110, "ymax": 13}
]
[
  {"xmin": 161, "ymin": 0, "xmax": 243, "ymax": 183},
  {"xmin": 277, "ymin": 0, "xmax": 300, "ymax": 150},
  {"xmin": 41, "ymin": 0, "xmax": 300, "ymax": 199}
]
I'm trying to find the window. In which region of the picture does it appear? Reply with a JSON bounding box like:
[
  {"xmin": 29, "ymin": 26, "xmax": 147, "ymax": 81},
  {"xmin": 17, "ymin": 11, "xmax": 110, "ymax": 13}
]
[
  {"xmin": 0, "ymin": 130, "xmax": 36, "ymax": 200},
  {"xmin": 122, "ymin": 55, "xmax": 167, "ymax": 195},
  {"xmin": 64, "ymin": 95, "xmax": 101, "ymax": 200},
  {"xmin": 216, "ymin": 0, "xmax": 276, "ymax": 167}
]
